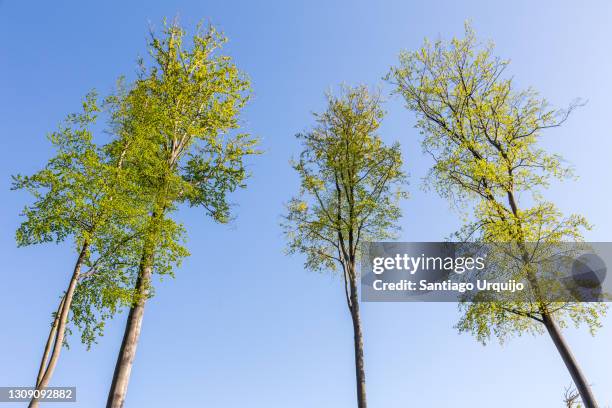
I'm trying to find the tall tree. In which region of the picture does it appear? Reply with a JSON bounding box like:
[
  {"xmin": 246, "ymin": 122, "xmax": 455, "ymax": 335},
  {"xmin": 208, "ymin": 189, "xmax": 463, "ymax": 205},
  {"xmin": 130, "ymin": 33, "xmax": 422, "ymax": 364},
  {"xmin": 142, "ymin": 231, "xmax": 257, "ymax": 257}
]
[
  {"xmin": 106, "ymin": 20, "xmax": 259, "ymax": 408},
  {"xmin": 12, "ymin": 93, "xmax": 152, "ymax": 408},
  {"xmin": 282, "ymin": 86, "xmax": 407, "ymax": 408},
  {"xmin": 388, "ymin": 23, "xmax": 606, "ymax": 408}
]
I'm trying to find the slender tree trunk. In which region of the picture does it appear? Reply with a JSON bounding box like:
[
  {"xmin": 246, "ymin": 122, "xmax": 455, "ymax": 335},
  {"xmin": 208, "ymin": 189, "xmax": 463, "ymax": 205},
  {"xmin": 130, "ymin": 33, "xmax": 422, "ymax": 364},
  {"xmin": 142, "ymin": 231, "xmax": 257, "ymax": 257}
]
[
  {"xmin": 29, "ymin": 242, "xmax": 89, "ymax": 408},
  {"xmin": 506, "ymin": 190, "xmax": 599, "ymax": 408},
  {"xmin": 35, "ymin": 295, "xmax": 65, "ymax": 386},
  {"xmin": 541, "ymin": 311, "xmax": 598, "ymax": 408},
  {"xmin": 348, "ymin": 270, "xmax": 367, "ymax": 408},
  {"xmin": 106, "ymin": 250, "xmax": 153, "ymax": 408}
]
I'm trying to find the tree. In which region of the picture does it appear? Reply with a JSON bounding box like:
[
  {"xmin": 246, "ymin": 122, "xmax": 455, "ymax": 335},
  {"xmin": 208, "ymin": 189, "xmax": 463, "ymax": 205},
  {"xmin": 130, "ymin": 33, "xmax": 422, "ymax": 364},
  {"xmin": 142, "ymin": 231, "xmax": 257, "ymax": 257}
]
[
  {"xmin": 387, "ymin": 23, "xmax": 606, "ymax": 408},
  {"xmin": 282, "ymin": 86, "xmax": 407, "ymax": 408},
  {"xmin": 564, "ymin": 385, "xmax": 583, "ymax": 408},
  {"xmin": 105, "ymin": 20, "xmax": 259, "ymax": 408},
  {"xmin": 12, "ymin": 93, "xmax": 152, "ymax": 408}
]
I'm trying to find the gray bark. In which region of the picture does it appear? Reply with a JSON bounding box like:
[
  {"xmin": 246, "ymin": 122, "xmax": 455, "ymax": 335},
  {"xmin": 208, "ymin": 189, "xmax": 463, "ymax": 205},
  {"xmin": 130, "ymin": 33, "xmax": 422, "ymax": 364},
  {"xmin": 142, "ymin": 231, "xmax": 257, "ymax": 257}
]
[
  {"xmin": 35, "ymin": 295, "xmax": 65, "ymax": 386},
  {"xmin": 106, "ymin": 252, "xmax": 153, "ymax": 408},
  {"xmin": 507, "ymin": 190, "xmax": 599, "ymax": 408},
  {"xmin": 29, "ymin": 242, "xmax": 89, "ymax": 408},
  {"xmin": 348, "ymin": 269, "xmax": 367, "ymax": 408},
  {"xmin": 542, "ymin": 312, "xmax": 598, "ymax": 408}
]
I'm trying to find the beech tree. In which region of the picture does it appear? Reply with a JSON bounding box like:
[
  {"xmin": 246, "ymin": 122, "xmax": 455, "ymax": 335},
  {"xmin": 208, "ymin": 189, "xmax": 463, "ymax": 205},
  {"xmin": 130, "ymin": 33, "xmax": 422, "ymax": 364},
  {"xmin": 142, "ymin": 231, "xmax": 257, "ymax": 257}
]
[
  {"xmin": 106, "ymin": 21, "xmax": 259, "ymax": 407},
  {"xmin": 12, "ymin": 93, "xmax": 156, "ymax": 408},
  {"xmin": 282, "ymin": 86, "xmax": 407, "ymax": 408},
  {"xmin": 388, "ymin": 23, "xmax": 606, "ymax": 408}
]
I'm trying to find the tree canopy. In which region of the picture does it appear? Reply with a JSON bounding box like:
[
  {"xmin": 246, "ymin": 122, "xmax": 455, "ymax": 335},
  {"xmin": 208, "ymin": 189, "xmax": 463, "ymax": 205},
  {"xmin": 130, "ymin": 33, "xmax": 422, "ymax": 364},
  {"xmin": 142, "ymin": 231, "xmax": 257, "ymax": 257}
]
[
  {"xmin": 283, "ymin": 86, "xmax": 407, "ymax": 275},
  {"xmin": 387, "ymin": 22, "xmax": 606, "ymax": 344}
]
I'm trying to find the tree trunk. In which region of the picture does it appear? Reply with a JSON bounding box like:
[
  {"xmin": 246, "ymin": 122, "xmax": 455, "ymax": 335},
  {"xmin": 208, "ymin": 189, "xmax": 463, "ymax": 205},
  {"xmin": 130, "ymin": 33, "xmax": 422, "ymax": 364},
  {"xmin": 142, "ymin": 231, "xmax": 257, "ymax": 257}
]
[
  {"xmin": 541, "ymin": 311, "xmax": 598, "ymax": 408},
  {"xmin": 35, "ymin": 295, "xmax": 65, "ymax": 386},
  {"xmin": 506, "ymin": 190, "xmax": 598, "ymax": 408},
  {"xmin": 29, "ymin": 242, "xmax": 89, "ymax": 408},
  {"xmin": 348, "ymin": 272, "xmax": 367, "ymax": 408},
  {"xmin": 106, "ymin": 253, "xmax": 153, "ymax": 408}
]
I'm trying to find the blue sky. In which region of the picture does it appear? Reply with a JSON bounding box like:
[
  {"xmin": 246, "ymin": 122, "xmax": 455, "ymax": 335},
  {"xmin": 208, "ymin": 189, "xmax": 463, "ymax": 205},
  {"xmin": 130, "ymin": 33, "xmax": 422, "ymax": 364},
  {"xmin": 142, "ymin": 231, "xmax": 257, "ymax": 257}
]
[{"xmin": 1, "ymin": 1, "xmax": 612, "ymax": 407}]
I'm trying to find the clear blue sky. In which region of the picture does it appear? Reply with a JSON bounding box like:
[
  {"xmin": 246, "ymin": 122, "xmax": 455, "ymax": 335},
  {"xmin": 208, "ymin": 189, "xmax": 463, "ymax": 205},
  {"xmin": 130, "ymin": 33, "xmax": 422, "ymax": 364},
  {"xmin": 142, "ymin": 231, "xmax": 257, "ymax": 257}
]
[{"xmin": 1, "ymin": 1, "xmax": 612, "ymax": 407}]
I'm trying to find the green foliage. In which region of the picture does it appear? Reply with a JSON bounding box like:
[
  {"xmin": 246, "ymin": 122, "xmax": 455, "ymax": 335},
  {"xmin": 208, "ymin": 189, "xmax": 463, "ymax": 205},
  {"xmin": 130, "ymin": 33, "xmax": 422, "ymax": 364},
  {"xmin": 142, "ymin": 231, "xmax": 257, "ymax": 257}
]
[
  {"xmin": 12, "ymin": 92, "xmax": 149, "ymax": 346},
  {"xmin": 12, "ymin": 18, "xmax": 258, "ymax": 353},
  {"xmin": 120, "ymin": 19, "xmax": 260, "ymax": 224},
  {"xmin": 71, "ymin": 20, "xmax": 260, "ymax": 348},
  {"xmin": 283, "ymin": 86, "xmax": 408, "ymax": 274},
  {"xmin": 388, "ymin": 22, "xmax": 606, "ymax": 344},
  {"xmin": 13, "ymin": 92, "xmax": 103, "ymax": 246}
]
